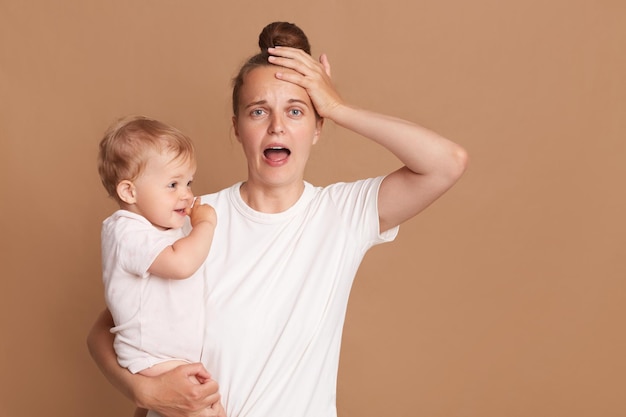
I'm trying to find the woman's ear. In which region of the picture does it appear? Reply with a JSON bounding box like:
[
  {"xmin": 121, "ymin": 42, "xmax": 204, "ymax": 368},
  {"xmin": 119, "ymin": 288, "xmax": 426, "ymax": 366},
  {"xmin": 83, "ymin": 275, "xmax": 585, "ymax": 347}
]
[
  {"xmin": 116, "ymin": 180, "xmax": 136, "ymax": 204},
  {"xmin": 232, "ymin": 116, "xmax": 241, "ymax": 143},
  {"xmin": 312, "ymin": 118, "xmax": 324, "ymax": 145}
]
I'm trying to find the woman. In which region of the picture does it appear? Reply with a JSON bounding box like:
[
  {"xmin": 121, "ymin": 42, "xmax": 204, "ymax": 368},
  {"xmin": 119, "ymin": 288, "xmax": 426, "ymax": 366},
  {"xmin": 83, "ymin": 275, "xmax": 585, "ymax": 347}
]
[{"xmin": 88, "ymin": 21, "xmax": 468, "ymax": 417}]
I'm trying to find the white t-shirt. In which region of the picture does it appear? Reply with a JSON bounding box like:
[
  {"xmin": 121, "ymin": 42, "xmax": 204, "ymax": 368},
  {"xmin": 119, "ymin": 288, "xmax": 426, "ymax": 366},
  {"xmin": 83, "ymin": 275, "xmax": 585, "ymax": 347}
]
[
  {"xmin": 101, "ymin": 210, "xmax": 205, "ymax": 374},
  {"xmin": 196, "ymin": 177, "xmax": 398, "ymax": 417}
]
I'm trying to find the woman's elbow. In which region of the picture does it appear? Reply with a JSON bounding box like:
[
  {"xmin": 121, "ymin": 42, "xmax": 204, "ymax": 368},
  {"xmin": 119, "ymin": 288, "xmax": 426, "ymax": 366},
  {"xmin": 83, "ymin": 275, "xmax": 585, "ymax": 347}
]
[
  {"xmin": 446, "ymin": 144, "xmax": 469, "ymax": 183},
  {"xmin": 86, "ymin": 309, "xmax": 113, "ymax": 358}
]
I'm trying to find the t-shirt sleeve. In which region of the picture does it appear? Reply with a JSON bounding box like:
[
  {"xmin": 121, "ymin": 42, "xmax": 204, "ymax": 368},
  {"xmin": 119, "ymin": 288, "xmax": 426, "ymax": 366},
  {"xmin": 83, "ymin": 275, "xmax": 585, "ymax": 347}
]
[
  {"xmin": 327, "ymin": 176, "xmax": 399, "ymax": 246},
  {"xmin": 115, "ymin": 219, "xmax": 180, "ymax": 278}
]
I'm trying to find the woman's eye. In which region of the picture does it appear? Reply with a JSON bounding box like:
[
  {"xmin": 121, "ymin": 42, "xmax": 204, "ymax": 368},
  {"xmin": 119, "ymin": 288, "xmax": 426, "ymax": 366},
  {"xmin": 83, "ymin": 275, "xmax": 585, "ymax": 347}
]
[{"xmin": 289, "ymin": 109, "xmax": 302, "ymax": 117}]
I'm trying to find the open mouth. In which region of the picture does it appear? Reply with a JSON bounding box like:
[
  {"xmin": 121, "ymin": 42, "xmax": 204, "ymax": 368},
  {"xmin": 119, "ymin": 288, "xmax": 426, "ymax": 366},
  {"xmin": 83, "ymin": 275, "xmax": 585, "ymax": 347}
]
[{"xmin": 263, "ymin": 147, "xmax": 291, "ymax": 162}]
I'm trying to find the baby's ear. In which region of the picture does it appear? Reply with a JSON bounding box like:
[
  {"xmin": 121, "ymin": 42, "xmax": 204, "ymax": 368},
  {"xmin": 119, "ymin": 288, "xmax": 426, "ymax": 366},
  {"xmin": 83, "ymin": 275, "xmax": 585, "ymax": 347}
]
[{"xmin": 116, "ymin": 180, "xmax": 136, "ymax": 204}]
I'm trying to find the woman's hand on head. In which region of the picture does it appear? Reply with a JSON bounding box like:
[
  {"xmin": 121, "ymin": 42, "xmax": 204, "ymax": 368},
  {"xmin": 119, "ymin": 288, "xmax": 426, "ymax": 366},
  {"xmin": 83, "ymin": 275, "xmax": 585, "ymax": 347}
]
[
  {"xmin": 137, "ymin": 362, "xmax": 222, "ymax": 417},
  {"xmin": 268, "ymin": 46, "xmax": 343, "ymax": 118}
]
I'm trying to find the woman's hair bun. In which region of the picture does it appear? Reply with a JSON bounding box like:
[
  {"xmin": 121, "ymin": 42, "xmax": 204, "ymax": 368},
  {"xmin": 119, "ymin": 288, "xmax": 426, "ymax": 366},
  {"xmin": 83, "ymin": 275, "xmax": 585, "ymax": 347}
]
[{"xmin": 258, "ymin": 21, "xmax": 311, "ymax": 54}]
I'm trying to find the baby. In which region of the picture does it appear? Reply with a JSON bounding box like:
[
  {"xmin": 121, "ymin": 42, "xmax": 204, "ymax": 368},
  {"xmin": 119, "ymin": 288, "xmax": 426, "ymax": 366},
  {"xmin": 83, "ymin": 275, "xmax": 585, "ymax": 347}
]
[{"xmin": 97, "ymin": 115, "xmax": 224, "ymax": 416}]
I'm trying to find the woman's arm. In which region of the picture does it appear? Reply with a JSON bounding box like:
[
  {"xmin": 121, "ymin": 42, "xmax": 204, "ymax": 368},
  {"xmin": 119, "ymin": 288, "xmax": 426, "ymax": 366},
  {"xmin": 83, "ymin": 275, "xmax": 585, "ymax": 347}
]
[
  {"xmin": 268, "ymin": 47, "xmax": 468, "ymax": 232},
  {"xmin": 86, "ymin": 309, "xmax": 221, "ymax": 417},
  {"xmin": 325, "ymin": 105, "xmax": 467, "ymax": 232}
]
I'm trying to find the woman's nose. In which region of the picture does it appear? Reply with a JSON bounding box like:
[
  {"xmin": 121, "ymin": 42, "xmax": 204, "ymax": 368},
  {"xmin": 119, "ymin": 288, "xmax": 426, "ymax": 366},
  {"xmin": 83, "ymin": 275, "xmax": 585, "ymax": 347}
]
[{"xmin": 268, "ymin": 114, "xmax": 284, "ymax": 134}]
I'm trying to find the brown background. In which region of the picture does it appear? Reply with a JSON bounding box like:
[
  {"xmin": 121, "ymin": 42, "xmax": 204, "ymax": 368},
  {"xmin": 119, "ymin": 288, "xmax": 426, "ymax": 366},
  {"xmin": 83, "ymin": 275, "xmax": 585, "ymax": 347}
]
[{"xmin": 1, "ymin": 1, "xmax": 624, "ymax": 416}]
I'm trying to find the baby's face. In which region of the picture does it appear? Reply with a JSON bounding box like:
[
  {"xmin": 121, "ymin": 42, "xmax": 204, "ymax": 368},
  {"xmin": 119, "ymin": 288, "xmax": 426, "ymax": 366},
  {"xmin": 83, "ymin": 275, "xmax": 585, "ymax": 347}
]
[{"xmin": 128, "ymin": 150, "xmax": 196, "ymax": 230}]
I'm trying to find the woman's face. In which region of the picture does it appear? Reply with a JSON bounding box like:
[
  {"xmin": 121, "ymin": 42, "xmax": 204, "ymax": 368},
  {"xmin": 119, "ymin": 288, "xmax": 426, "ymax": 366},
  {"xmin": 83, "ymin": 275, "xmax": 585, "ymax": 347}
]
[{"xmin": 233, "ymin": 65, "xmax": 322, "ymax": 188}]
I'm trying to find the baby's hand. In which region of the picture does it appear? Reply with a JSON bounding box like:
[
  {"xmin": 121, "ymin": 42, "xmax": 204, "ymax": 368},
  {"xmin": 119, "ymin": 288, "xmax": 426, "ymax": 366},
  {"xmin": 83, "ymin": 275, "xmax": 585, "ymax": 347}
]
[{"xmin": 187, "ymin": 198, "xmax": 217, "ymax": 228}]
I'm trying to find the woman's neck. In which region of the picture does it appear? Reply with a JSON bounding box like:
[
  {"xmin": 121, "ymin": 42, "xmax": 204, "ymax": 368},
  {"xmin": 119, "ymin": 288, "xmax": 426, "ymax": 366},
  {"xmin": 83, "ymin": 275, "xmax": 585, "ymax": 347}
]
[{"xmin": 239, "ymin": 180, "xmax": 305, "ymax": 214}]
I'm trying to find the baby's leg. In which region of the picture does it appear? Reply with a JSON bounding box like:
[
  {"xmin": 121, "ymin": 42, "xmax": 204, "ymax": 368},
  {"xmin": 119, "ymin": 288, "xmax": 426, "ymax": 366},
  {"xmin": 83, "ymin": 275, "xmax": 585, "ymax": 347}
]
[{"xmin": 139, "ymin": 360, "xmax": 194, "ymax": 380}]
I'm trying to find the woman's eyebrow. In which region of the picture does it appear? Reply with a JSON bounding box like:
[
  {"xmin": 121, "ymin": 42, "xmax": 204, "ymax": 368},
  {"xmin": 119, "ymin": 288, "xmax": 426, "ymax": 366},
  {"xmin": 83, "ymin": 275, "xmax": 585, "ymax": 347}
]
[
  {"xmin": 244, "ymin": 98, "xmax": 311, "ymax": 109},
  {"xmin": 244, "ymin": 100, "xmax": 268, "ymax": 109},
  {"xmin": 287, "ymin": 99, "xmax": 310, "ymax": 107}
]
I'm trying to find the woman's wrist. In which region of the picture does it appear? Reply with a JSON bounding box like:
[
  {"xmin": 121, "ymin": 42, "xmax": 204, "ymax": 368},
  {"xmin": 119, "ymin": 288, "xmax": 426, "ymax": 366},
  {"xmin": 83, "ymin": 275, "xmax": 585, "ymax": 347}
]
[{"xmin": 130, "ymin": 373, "xmax": 154, "ymax": 410}]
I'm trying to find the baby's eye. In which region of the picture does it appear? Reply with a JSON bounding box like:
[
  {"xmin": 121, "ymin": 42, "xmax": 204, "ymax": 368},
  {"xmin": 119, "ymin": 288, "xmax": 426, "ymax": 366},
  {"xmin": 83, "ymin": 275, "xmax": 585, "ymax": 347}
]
[
  {"xmin": 187, "ymin": 180, "xmax": 193, "ymax": 188},
  {"xmin": 168, "ymin": 182, "xmax": 178, "ymax": 189}
]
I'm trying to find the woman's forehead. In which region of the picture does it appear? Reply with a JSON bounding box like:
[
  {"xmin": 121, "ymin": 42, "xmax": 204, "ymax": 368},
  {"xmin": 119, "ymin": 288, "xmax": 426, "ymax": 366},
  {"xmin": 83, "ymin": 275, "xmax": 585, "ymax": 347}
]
[{"xmin": 241, "ymin": 66, "xmax": 310, "ymax": 104}]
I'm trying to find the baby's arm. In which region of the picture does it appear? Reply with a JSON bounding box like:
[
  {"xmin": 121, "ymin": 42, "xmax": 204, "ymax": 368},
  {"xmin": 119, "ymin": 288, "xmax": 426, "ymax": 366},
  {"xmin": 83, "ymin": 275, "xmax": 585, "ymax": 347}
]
[{"xmin": 149, "ymin": 200, "xmax": 216, "ymax": 280}]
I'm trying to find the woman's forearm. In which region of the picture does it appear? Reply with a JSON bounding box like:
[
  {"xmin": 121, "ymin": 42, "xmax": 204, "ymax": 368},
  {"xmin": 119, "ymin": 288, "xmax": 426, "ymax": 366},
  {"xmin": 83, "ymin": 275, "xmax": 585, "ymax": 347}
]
[
  {"xmin": 87, "ymin": 309, "xmax": 142, "ymax": 403},
  {"xmin": 330, "ymin": 104, "xmax": 467, "ymax": 179},
  {"xmin": 86, "ymin": 309, "xmax": 222, "ymax": 416}
]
